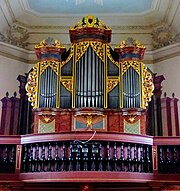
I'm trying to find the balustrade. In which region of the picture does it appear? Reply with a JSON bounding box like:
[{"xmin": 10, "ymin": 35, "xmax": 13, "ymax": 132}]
[
  {"xmin": 0, "ymin": 133, "xmax": 179, "ymax": 183},
  {"xmin": 0, "ymin": 144, "xmax": 16, "ymax": 173},
  {"xmin": 20, "ymin": 140, "xmax": 152, "ymax": 173},
  {"xmin": 158, "ymin": 145, "xmax": 180, "ymax": 174}
]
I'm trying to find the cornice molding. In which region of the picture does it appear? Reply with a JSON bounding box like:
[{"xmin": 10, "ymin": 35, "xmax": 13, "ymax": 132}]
[
  {"xmin": 152, "ymin": 42, "xmax": 180, "ymax": 63},
  {"xmin": 14, "ymin": 19, "xmax": 153, "ymax": 31},
  {"xmin": 1, "ymin": 41, "xmax": 180, "ymax": 65}
]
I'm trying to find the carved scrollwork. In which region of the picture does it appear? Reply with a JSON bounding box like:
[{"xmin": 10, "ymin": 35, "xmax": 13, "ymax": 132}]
[
  {"xmin": 107, "ymin": 78, "xmax": 119, "ymax": 93},
  {"xmin": 122, "ymin": 60, "xmax": 140, "ymax": 75},
  {"xmin": 76, "ymin": 42, "xmax": 89, "ymax": 62},
  {"xmin": 90, "ymin": 41, "xmax": 104, "ymax": 62},
  {"xmin": 61, "ymin": 78, "xmax": 73, "ymax": 93},
  {"xmin": 116, "ymin": 37, "xmax": 145, "ymax": 49},
  {"xmin": 106, "ymin": 45, "xmax": 119, "ymax": 68},
  {"xmin": 0, "ymin": 24, "xmax": 29, "ymax": 48},
  {"xmin": 152, "ymin": 23, "xmax": 180, "ymax": 50},
  {"xmin": 35, "ymin": 37, "xmax": 65, "ymax": 49},
  {"xmin": 61, "ymin": 46, "xmax": 74, "ymax": 68},
  {"xmin": 142, "ymin": 65, "xmax": 154, "ymax": 107},
  {"xmin": 26, "ymin": 63, "xmax": 39, "ymax": 108},
  {"xmin": 70, "ymin": 15, "xmax": 110, "ymax": 30},
  {"xmin": 40, "ymin": 61, "xmax": 59, "ymax": 75}
]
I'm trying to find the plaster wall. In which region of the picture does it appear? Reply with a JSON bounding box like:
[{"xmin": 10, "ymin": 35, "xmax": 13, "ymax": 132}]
[
  {"xmin": 154, "ymin": 55, "xmax": 180, "ymax": 99},
  {"xmin": 0, "ymin": 55, "xmax": 29, "ymax": 125}
]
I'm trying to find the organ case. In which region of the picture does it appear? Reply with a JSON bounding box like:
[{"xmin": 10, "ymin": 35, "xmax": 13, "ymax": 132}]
[{"xmin": 26, "ymin": 15, "xmax": 154, "ymax": 135}]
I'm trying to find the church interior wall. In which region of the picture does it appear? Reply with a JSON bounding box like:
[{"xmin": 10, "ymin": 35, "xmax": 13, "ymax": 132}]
[{"xmin": 0, "ymin": 55, "xmax": 29, "ymax": 124}]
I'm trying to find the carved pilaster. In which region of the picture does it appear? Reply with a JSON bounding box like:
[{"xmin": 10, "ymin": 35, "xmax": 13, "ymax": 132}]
[{"xmin": 17, "ymin": 74, "xmax": 33, "ymax": 134}]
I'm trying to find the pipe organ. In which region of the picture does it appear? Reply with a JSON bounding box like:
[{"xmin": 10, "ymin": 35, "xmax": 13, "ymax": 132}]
[{"xmin": 26, "ymin": 15, "xmax": 154, "ymax": 134}]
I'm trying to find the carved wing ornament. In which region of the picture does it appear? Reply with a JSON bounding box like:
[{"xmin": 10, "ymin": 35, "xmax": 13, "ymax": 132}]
[
  {"xmin": 121, "ymin": 60, "xmax": 140, "ymax": 75},
  {"xmin": 90, "ymin": 41, "xmax": 105, "ymax": 62},
  {"xmin": 26, "ymin": 63, "xmax": 39, "ymax": 108},
  {"xmin": 106, "ymin": 45, "xmax": 119, "ymax": 68},
  {"xmin": 61, "ymin": 78, "xmax": 73, "ymax": 93},
  {"xmin": 142, "ymin": 66, "xmax": 154, "ymax": 107},
  {"xmin": 40, "ymin": 61, "xmax": 59, "ymax": 75},
  {"xmin": 107, "ymin": 77, "xmax": 119, "ymax": 93},
  {"xmin": 75, "ymin": 41, "xmax": 90, "ymax": 62}
]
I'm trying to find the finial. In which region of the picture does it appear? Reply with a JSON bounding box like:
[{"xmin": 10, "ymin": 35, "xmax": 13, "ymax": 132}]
[
  {"xmin": 14, "ymin": 92, "xmax": 17, "ymax": 97},
  {"xmin": 6, "ymin": 92, "xmax": 9, "ymax": 98}
]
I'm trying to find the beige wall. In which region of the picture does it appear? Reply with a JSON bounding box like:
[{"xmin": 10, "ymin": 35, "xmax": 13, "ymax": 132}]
[
  {"xmin": 0, "ymin": 55, "xmax": 29, "ymax": 125},
  {"xmin": 154, "ymin": 55, "xmax": 180, "ymax": 99}
]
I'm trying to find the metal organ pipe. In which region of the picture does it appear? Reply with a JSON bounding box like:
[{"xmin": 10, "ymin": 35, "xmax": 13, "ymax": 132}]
[
  {"xmin": 92, "ymin": 47, "xmax": 95, "ymax": 107},
  {"xmin": 88, "ymin": 47, "xmax": 91, "ymax": 107},
  {"xmin": 45, "ymin": 68, "xmax": 48, "ymax": 107},
  {"xmin": 123, "ymin": 66, "xmax": 140, "ymax": 108},
  {"xmin": 39, "ymin": 66, "xmax": 57, "ymax": 108},
  {"xmin": 75, "ymin": 46, "xmax": 104, "ymax": 108}
]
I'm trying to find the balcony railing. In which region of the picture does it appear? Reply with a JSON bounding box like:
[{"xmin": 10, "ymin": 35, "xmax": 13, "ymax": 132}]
[{"xmin": 0, "ymin": 132, "xmax": 179, "ymax": 183}]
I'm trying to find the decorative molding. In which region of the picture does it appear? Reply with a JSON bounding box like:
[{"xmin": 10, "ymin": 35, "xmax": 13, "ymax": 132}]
[
  {"xmin": 14, "ymin": 19, "xmax": 153, "ymax": 31},
  {"xmin": 107, "ymin": 78, "xmax": 119, "ymax": 93},
  {"xmin": 61, "ymin": 78, "xmax": 73, "ymax": 93},
  {"xmin": 152, "ymin": 23, "xmax": 180, "ymax": 50},
  {"xmin": 0, "ymin": 24, "xmax": 29, "ymax": 49}
]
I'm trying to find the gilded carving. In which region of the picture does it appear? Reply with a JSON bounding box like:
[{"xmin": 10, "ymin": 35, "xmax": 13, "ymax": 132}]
[
  {"xmin": 115, "ymin": 37, "xmax": 145, "ymax": 49},
  {"xmin": 35, "ymin": 37, "xmax": 65, "ymax": 49},
  {"xmin": 142, "ymin": 65, "xmax": 154, "ymax": 107},
  {"xmin": 121, "ymin": 60, "xmax": 140, "ymax": 75},
  {"xmin": 90, "ymin": 41, "xmax": 104, "ymax": 62},
  {"xmin": 106, "ymin": 45, "xmax": 119, "ymax": 68},
  {"xmin": 107, "ymin": 78, "xmax": 119, "ymax": 93},
  {"xmin": 41, "ymin": 115, "xmax": 54, "ymax": 123},
  {"xmin": 61, "ymin": 78, "xmax": 73, "ymax": 93},
  {"xmin": 61, "ymin": 46, "xmax": 74, "ymax": 68},
  {"xmin": 76, "ymin": 42, "xmax": 90, "ymax": 62},
  {"xmin": 26, "ymin": 63, "xmax": 39, "ymax": 108},
  {"xmin": 40, "ymin": 61, "xmax": 59, "ymax": 75},
  {"xmin": 70, "ymin": 15, "xmax": 111, "ymax": 30}
]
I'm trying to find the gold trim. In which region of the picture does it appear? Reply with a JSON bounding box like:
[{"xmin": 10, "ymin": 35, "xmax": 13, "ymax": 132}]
[
  {"xmin": 60, "ymin": 46, "xmax": 74, "ymax": 68},
  {"xmin": 115, "ymin": 38, "xmax": 145, "ymax": 49},
  {"xmin": 142, "ymin": 65, "xmax": 154, "ymax": 108},
  {"xmin": 72, "ymin": 44, "xmax": 76, "ymax": 108},
  {"xmin": 107, "ymin": 77, "xmax": 119, "ymax": 93},
  {"xmin": 121, "ymin": 60, "xmax": 141, "ymax": 75},
  {"xmin": 61, "ymin": 77, "xmax": 73, "ymax": 93},
  {"xmin": 40, "ymin": 61, "xmax": 59, "ymax": 75},
  {"xmin": 106, "ymin": 45, "xmax": 119, "ymax": 68},
  {"xmin": 37, "ymin": 63, "xmax": 41, "ymax": 108},
  {"xmin": 25, "ymin": 62, "xmax": 39, "ymax": 108},
  {"xmin": 90, "ymin": 42, "xmax": 105, "ymax": 62},
  {"xmin": 70, "ymin": 15, "xmax": 111, "ymax": 30},
  {"xmin": 35, "ymin": 38, "xmax": 65, "ymax": 49},
  {"xmin": 75, "ymin": 41, "xmax": 89, "ymax": 62}
]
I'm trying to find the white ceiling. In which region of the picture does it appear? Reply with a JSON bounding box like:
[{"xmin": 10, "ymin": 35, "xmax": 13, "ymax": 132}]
[{"xmin": 1, "ymin": 0, "xmax": 177, "ymax": 28}]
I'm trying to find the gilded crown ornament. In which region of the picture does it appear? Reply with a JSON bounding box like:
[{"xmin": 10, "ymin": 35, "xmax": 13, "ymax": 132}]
[
  {"xmin": 35, "ymin": 37, "xmax": 66, "ymax": 61},
  {"xmin": 69, "ymin": 15, "xmax": 112, "ymax": 43},
  {"xmin": 114, "ymin": 37, "xmax": 146, "ymax": 61}
]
